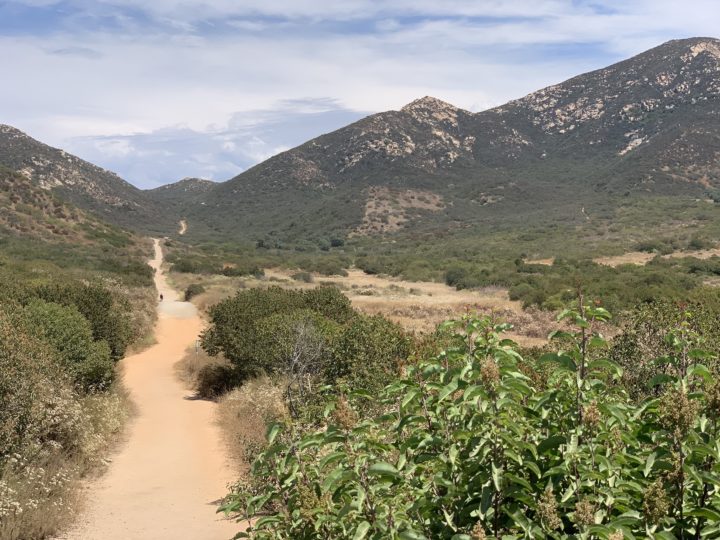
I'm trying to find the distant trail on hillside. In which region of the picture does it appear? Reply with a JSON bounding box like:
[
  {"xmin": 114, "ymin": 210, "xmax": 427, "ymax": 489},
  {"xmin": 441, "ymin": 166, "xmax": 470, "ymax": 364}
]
[
  {"xmin": 59, "ymin": 239, "xmax": 238, "ymax": 540},
  {"xmin": 179, "ymin": 219, "xmax": 187, "ymax": 235}
]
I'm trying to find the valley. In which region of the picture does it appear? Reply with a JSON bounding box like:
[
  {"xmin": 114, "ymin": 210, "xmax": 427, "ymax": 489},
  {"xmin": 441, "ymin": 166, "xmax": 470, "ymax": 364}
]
[{"xmin": 5, "ymin": 34, "xmax": 720, "ymax": 540}]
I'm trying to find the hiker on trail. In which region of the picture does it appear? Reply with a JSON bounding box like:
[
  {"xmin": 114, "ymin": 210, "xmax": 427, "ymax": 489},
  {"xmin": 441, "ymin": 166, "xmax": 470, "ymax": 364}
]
[{"xmin": 160, "ymin": 293, "xmax": 164, "ymax": 301}]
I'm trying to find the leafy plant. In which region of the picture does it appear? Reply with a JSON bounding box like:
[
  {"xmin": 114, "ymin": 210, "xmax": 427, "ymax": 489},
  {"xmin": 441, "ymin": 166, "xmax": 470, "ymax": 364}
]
[{"xmin": 223, "ymin": 302, "xmax": 720, "ymax": 539}]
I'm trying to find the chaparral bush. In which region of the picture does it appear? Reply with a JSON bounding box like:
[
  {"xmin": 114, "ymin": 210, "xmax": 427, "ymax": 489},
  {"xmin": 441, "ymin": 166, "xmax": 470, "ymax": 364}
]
[{"xmin": 224, "ymin": 300, "xmax": 720, "ymax": 539}]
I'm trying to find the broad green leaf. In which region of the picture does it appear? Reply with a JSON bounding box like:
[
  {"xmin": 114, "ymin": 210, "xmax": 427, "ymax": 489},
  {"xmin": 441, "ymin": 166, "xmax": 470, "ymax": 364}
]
[
  {"xmin": 538, "ymin": 435, "xmax": 566, "ymax": 454},
  {"xmin": 368, "ymin": 462, "xmax": 400, "ymax": 480},
  {"xmin": 643, "ymin": 452, "xmax": 656, "ymax": 477},
  {"xmin": 491, "ymin": 462, "xmax": 502, "ymax": 491},
  {"xmin": 352, "ymin": 521, "xmax": 371, "ymax": 540},
  {"xmin": 539, "ymin": 352, "xmax": 576, "ymax": 371},
  {"xmin": 647, "ymin": 373, "xmax": 674, "ymax": 388},
  {"xmin": 266, "ymin": 422, "xmax": 281, "ymax": 444}
]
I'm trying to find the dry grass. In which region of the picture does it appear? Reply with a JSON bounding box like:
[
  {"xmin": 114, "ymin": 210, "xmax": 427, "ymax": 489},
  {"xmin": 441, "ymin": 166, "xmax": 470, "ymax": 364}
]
[
  {"xmin": 168, "ymin": 266, "xmax": 558, "ymax": 347},
  {"xmin": 217, "ymin": 376, "xmax": 288, "ymax": 473},
  {"xmin": 593, "ymin": 252, "xmax": 656, "ymax": 267},
  {"xmin": 525, "ymin": 257, "xmax": 555, "ymax": 266},
  {"xmin": 1, "ymin": 387, "xmax": 131, "ymax": 540},
  {"xmin": 112, "ymin": 284, "xmax": 158, "ymax": 355},
  {"xmin": 263, "ymin": 269, "xmax": 552, "ymax": 347},
  {"xmin": 594, "ymin": 245, "xmax": 720, "ymax": 268},
  {"xmin": 175, "ymin": 347, "xmax": 230, "ymax": 391},
  {"xmin": 165, "ymin": 272, "xmax": 245, "ymax": 318}
]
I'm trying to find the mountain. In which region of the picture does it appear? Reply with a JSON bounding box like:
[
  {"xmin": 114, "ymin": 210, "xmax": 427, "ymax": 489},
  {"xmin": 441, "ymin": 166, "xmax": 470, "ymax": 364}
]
[
  {"xmin": 163, "ymin": 37, "xmax": 720, "ymax": 246},
  {"xmin": 0, "ymin": 125, "xmax": 174, "ymax": 234},
  {"xmin": 0, "ymin": 164, "xmax": 149, "ymax": 258},
  {"xmin": 3, "ymin": 37, "xmax": 720, "ymax": 250}
]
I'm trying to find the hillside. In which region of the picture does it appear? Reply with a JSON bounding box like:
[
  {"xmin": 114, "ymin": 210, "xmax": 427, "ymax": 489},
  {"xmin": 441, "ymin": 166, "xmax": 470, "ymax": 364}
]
[
  {"xmin": 160, "ymin": 37, "xmax": 720, "ymax": 249},
  {"xmin": 2, "ymin": 38, "xmax": 720, "ymax": 254},
  {"xmin": 0, "ymin": 126, "xmax": 174, "ymax": 234}
]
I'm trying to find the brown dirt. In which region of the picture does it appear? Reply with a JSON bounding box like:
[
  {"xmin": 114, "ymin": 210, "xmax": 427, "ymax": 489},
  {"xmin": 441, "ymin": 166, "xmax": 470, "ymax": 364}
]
[
  {"xmin": 59, "ymin": 239, "xmax": 240, "ymax": 540},
  {"xmin": 593, "ymin": 251, "xmax": 656, "ymax": 267}
]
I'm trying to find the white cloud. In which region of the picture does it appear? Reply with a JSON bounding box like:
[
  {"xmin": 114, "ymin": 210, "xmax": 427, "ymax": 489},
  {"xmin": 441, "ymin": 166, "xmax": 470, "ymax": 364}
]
[
  {"xmin": 62, "ymin": 99, "xmax": 366, "ymax": 187},
  {"xmin": 2, "ymin": 0, "xmax": 720, "ymax": 187}
]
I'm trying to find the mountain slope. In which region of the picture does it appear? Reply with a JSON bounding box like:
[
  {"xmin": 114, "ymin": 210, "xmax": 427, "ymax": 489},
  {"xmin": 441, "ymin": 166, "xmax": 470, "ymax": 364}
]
[
  {"xmin": 3, "ymin": 37, "xmax": 720, "ymax": 249},
  {"xmin": 166, "ymin": 37, "xmax": 720, "ymax": 246},
  {"xmin": 0, "ymin": 126, "xmax": 174, "ymax": 234}
]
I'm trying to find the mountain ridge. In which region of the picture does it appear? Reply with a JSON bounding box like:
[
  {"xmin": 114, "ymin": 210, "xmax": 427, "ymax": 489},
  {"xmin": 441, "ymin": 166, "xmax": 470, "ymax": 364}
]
[{"xmin": 2, "ymin": 37, "xmax": 720, "ymax": 247}]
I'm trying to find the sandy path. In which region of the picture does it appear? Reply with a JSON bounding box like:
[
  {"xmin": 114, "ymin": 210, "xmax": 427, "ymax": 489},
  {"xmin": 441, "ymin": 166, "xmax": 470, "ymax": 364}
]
[
  {"xmin": 61, "ymin": 239, "xmax": 238, "ymax": 540},
  {"xmin": 179, "ymin": 219, "xmax": 187, "ymax": 235}
]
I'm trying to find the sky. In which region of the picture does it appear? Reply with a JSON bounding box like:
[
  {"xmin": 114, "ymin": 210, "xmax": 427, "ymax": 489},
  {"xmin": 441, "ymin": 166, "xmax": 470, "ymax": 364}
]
[{"xmin": 2, "ymin": 0, "xmax": 719, "ymax": 188}]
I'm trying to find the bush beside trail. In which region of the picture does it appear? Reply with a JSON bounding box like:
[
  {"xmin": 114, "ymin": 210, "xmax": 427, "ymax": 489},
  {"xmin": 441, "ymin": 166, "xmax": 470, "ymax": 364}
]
[
  {"xmin": 0, "ymin": 269, "xmax": 147, "ymax": 539},
  {"xmin": 221, "ymin": 298, "xmax": 720, "ymax": 539},
  {"xmin": 0, "ymin": 309, "xmax": 129, "ymax": 539}
]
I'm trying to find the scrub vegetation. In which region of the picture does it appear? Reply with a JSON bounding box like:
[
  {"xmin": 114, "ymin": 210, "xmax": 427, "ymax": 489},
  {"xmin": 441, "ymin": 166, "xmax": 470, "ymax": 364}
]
[{"xmin": 0, "ymin": 175, "xmax": 156, "ymax": 540}]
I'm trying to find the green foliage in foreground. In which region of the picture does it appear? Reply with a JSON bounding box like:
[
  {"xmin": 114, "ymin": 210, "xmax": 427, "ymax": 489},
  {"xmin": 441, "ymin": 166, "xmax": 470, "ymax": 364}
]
[{"xmin": 224, "ymin": 305, "xmax": 720, "ymax": 539}]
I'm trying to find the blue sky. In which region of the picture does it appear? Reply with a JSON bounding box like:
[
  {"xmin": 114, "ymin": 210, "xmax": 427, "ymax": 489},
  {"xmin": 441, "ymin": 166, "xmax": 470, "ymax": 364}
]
[{"xmin": 2, "ymin": 0, "xmax": 719, "ymax": 188}]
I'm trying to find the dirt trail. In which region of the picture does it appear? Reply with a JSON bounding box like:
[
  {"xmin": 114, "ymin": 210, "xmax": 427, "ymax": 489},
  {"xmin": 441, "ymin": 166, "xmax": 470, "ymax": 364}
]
[
  {"xmin": 179, "ymin": 219, "xmax": 187, "ymax": 235},
  {"xmin": 61, "ymin": 239, "xmax": 238, "ymax": 540}
]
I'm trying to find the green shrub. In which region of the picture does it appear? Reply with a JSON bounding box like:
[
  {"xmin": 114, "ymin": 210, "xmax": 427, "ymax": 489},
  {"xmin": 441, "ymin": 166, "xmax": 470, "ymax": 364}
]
[
  {"xmin": 202, "ymin": 287, "xmax": 354, "ymax": 380},
  {"xmin": 0, "ymin": 309, "xmax": 77, "ymax": 457},
  {"xmin": 291, "ymin": 271, "xmax": 314, "ymax": 283},
  {"xmin": 34, "ymin": 282, "xmax": 135, "ymax": 361},
  {"xmin": 184, "ymin": 283, "xmax": 206, "ymax": 301},
  {"xmin": 327, "ymin": 314, "xmax": 410, "ymax": 395},
  {"xmin": 611, "ymin": 299, "xmax": 720, "ymax": 400},
  {"xmin": 171, "ymin": 258, "xmax": 199, "ymax": 273},
  {"xmin": 22, "ymin": 300, "xmax": 114, "ymax": 391},
  {"xmin": 688, "ymin": 235, "xmax": 713, "ymax": 250},
  {"xmin": 302, "ymin": 286, "xmax": 354, "ymax": 324},
  {"xmin": 225, "ymin": 306, "xmax": 720, "ymax": 539}
]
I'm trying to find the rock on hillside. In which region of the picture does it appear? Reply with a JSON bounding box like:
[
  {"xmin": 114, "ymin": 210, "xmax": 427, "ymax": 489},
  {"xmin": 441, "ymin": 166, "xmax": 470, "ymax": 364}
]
[
  {"xmin": 0, "ymin": 125, "xmax": 174, "ymax": 234},
  {"xmin": 171, "ymin": 37, "xmax": 720, "ymax": 242}
]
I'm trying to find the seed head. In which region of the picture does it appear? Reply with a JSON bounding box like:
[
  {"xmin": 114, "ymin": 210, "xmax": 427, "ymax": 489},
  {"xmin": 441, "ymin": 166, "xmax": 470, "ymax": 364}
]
[
  {"xmin": 643, "ymin": 479, "xmax": 669, "ymax": 525},
  {"xmin": 332, "ymin": 396, "xmax": 357, "ymax": 431},
  {"xmin": 609, "ymin": 531, "xmax": 624, "ymax": 540},
  {"xmin": 609, "ymin": 426, "xmax": 624, "ymax": 451},
  {"xmin": 480, "ymin": 360, "xmax": 500, "ymax": 389},
  {"xmin": 537, "ymin": 486, "xmax": 562, "ymax": 531},
  {"xmin": 575, "ymin": 498, "xmax": 596, "ymax": 528},
  {"xmin": 470, "ymin": 521, "xmax": 486, "ymax": 540},
  {"xmin": 706, "ymin": 381, "xmax": 720, "ymax": 419},
  {"xmin": 296, "ymin": 482, "xmax": 320, "ymax": 520},
  {"xmin": 582, "ymin": 401, "xmax": 601, "ymax": 432},
  {"xmin": 659, "ymin": 388, "xmax": 699, "ymax": 437}
]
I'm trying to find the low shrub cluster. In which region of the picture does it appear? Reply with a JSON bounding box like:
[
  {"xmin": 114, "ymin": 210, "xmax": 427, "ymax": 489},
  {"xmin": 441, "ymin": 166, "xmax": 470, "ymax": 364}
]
[
  {"xmin": 444, "ymin": 257, "xmax": 720, "ymax": 314},
  {"xmin": 0, "ymin": 267, "xmax": 144, "ymax": 539},
  {"xmin": 201, "ymin": 287, "xmax": 411, "ymax": 404},
  {"xmin": 223, "ymin": 299, "xmax": 720, "ymax": 539},
  {"xmin": 0, "ymin": 307, "xmax": 130, "ymax": 539},
  {"xmin": 168, "ymin": 253, "xmax": 264, "ymax": 277},
  {"xmin": 184, "ymin": 283, "xmax": 206, "ymax": 302}
]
